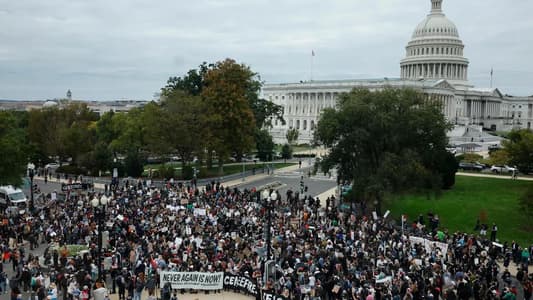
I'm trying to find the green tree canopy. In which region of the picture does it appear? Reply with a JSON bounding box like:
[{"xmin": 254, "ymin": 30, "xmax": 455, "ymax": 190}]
[
  {"xmin": 502, "ymin": 129, "xmax": 533, "ymax": 172},
  {"xmin": 255, "ymin": 129, "xmax": 275, "ymax": 161},
  {"xmin": 314, "ymin": 88, "xmax": 454, "ymax": 212},
  {"xmin": 286, "ymin": 128, "xmax": 299, "ymax": 146},
  {"xmin": 162, "ymin": 62, "xmax": 211, "ymax": 97},
  {"xmin": 201, "ymin": 59, "xmax": 257, "ymax": 168},
  {"xmin": 144, "ymin": 91, "xmax": 206, "ymax": 166},
  {"xmin": 27, "ymin": 103, "xmax": 98, "ymax": 166},
  {"xmin": 0, "ymin": 111, "xmax": 29, "ymax": 186}
]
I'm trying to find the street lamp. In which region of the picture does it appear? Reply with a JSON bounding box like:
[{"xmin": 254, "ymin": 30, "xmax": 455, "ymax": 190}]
[
  {"xmin": 27, "ymin": 163, "xmax": 35, "ymax": 214},
  {"xmin": 262, "ymin": 189, "xmax": 277, "ymax": 260},
  {"xmin": 91, "ymin": 194, "xmax": 109, "ymax": 281},
  {"xmin": 112, "ymin": 158, "xmax": 118, "ymax": 192}
]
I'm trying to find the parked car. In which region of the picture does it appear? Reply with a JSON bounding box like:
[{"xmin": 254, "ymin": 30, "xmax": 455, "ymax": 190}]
[
  {"xmin": 45, "ymin": 162, "xmax": 60, "ymax": 170},
  {"xmin": 490, "ymin": 165, "xmax": 517, "ymax": 174},
  {"xmin": 458, "ymin": 162, "xmax": 483, "ymax": 172}
]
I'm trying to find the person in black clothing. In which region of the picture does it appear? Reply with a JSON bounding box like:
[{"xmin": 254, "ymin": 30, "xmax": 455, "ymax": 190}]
[
  {"xmin": 490, "ymin": 223, "xmax": 498, "ymax": 242},
  {"xmin": 116, "ymin": 270, "xmax": 127, "ymax": 300}
]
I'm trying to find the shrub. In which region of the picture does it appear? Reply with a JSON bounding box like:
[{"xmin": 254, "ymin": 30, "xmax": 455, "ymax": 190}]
[
  {"xmin": 56, "ymin": 165, "xmax": 86, "ymax": 175},
  {"xmin": 158, "ymin": 165, "xmax": 176, "ymax": 179},
  {"xmin": 293, "ymin": 153, "xmax": 316, "ymax": 158},
  {"xmin": 182, "ymin": 165, "xmax": 194, "ymax": 180}
]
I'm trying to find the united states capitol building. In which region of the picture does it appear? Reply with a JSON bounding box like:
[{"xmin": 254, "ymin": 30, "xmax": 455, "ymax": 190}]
[{"xmin": 263, "ymin": 0, "xmax": 533, "ymax": 144}]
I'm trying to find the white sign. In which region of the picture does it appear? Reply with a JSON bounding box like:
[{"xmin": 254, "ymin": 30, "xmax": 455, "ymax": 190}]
[
  {"xmin": 160, "ymin": 272, "xmax": 223, "ymax": 290},
  {"xmin": 409, "ymin": 236, "xmax": 449, "ymax": 259}
]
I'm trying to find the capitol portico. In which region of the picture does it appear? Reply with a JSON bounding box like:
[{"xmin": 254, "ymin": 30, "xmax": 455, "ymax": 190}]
[{"xmin": 264, "ymin": 0, "xmax": 533, "ymax": 144}]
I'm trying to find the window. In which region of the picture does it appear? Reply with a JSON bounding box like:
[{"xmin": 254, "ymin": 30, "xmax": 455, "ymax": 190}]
[
  {"xmin": 295, "ymin": 106, "xmax": 298, "ymax": 113},
  {"xmin": 303, "ymin": 120, "xmax": 307, "ymax": 130},
  {"xmin": 311, "ymin": 120, "xmax": 315, "ymax": 130},
  {"xmin": 296, "ymin": 120, "xmax": 300, "ymax": 130}
]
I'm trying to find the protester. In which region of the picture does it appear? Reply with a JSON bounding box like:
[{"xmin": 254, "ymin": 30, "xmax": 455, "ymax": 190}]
[{"xmin": 1, "ymin": 177, "xmax": 532, "ymax": 300}]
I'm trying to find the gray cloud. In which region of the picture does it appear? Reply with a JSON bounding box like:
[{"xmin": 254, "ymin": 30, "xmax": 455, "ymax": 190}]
[{"xmin": 1, "ymin": 0, "xmax": 532, "ymax": 100}]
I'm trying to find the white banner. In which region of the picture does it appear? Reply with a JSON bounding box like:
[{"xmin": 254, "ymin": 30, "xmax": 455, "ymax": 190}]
[
  {"xmin": 160, "ymin": 272, "xmax": 223, "ymax": 290},
  {"xmin": 409, "ymin": 236, "xmax": 448, "ymax": 259}
]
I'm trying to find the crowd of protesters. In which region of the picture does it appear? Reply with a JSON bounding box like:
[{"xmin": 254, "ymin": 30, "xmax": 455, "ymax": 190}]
[{"xmin": 0, "ymin": 175, "xmax": 532, "ymax": 300}]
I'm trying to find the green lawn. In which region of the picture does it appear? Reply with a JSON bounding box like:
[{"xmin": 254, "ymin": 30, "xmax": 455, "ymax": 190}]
[
  {"xmin": 385, "ymin": 175, "xmax": 533, "ymax": 246},
  {"xmin": 274, "ymin": 144, "xmax": 315, "ymax": 153}
]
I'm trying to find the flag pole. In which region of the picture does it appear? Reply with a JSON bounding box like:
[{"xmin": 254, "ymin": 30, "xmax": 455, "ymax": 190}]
[
  {"xmin": 490, "ymin": 67, "xmax": 493, "ymax": 88},
  {"xmin": 311, "ymin": 50, "xmax": 315, "ymax": 82}
]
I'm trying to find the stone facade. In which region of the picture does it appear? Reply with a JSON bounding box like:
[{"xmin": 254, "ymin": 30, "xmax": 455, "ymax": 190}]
[{"xmin": 264, "ymin": 0, "xmax": 533, "ymax": 144}]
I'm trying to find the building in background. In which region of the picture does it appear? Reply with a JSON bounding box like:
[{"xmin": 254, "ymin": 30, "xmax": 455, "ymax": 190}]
[{"xmin": 264, "ymin": 0, "xmax": 533, "ymax": 144}]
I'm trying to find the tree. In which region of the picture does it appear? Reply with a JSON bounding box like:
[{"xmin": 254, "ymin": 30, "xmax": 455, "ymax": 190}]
[
  {"xmin": 163, "ymin": 61, "xmax": 283, "ymax": 169},
  {"xmin": 488, "ymin": 149, "xmax": 510, "ymax": 166},
  {"xmin": 255, "ymin": 129, "xmax": 275, "ymax": 161},
  {"xmin": 143, "ymin": 91, "xmax": 206, "ymax": 167},
  {"xmin": 314, "ymin": 88, "xmax": 453, "ymax": 213},
  {"xmin": 251, "ymin": 97, "xmax": 285, "ymax": 130},
  {"xmin": 281, "ymin": 144, "xmax": 292, "ymax": 161},
  {"xmin": 162, "ymin": 62, "xmax": 211, "ymax": 97},
  {"xmin": 0, "ymin": 111, "xmax": 29, "ymax": 186},
  {"xmin": 27, "ymin": 103, "xmax": 98, "ymax": 166},
  {"xmin": 502, "ymin": 129, "xmax": 533, "ymax": 172},
  {"xmin": 201, "ymin": 59, "xmax": 257, "ymax": 173},
  {"xmin": 286, "ymin": 128, "xmax": 299, "ymax": 146}
]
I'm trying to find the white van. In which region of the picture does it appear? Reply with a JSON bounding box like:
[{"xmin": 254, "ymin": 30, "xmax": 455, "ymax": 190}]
[{"xmin": 0, "ymin": 185, "xmax": 28, "ymax": 214}]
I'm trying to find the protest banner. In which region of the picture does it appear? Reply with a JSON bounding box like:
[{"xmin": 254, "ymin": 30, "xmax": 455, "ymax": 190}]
[
  {"xmin": 223, "ymin": 273, "xmax": 259, "ymax": 297},
  {"xmin": 262, "ymin": 291, "xmax": 289, "ymax": 300},
  {"xmin": 160, "ymin": 272, "xmax": 223, "ymax": 290}
]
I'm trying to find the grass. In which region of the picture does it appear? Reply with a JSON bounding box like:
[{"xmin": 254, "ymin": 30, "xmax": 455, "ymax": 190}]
[
  {"xmin": 274, "ymin": 144, "xmax": 315, "ymax": 153},
  {"xmin": 384, "ymin": 175, "xmax": 533, "ymax": 246}
]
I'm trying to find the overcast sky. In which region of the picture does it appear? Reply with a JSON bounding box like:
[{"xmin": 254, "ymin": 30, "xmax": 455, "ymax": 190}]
[{"xmin": 1, "ymin": 0, "xmax": 532, "ymax": 101}]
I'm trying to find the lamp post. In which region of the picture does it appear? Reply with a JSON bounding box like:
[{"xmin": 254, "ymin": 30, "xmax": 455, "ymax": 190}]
[
  {"xmin": 262, "ymin": 189, "xmax": 277, "ymax": 260},
  {"xmin": 91, "ymin": 194, "xmax": 109, "ymax": 281},
  {"xmin": 27, "ymin": 163, "xmax": 35, "ymax": 214},
  {"xmin": 112, "ymin": 158, "xmax": 118, "ymax": 192},
  {"xmin": 242, "ymin": 159, "xmax": 245, "ymax": 182}
]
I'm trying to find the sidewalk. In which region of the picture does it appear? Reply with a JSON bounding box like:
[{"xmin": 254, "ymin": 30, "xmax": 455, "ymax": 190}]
[
  {"xmin": 107, "ymin": 290, "xmax": 252, "ymax": 300},
  {"xmin": 457, "ymin": 172, "xmax": 533, "ymax": 181},
  {"xmin": 314, "ymin": 186, "xmax": 338, "ymax": 207},
  {"xmin": 34, "ymin": 175, "xmax": 107, "ymax": 190}
]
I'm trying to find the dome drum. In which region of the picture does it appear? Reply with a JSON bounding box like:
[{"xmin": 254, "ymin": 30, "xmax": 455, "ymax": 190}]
[{"xmin": 400, "ymin": 0, "xmax": 469, "ymax": 84}]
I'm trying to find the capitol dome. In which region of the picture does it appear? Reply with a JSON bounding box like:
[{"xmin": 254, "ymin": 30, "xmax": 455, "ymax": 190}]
[
  {"xmin": 43, "ymin": 100, "xmax": 59, "ymax": 108},
  {"xmin": 400, "ymin": 0, "xmax": 470, "ymax": 86}
]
